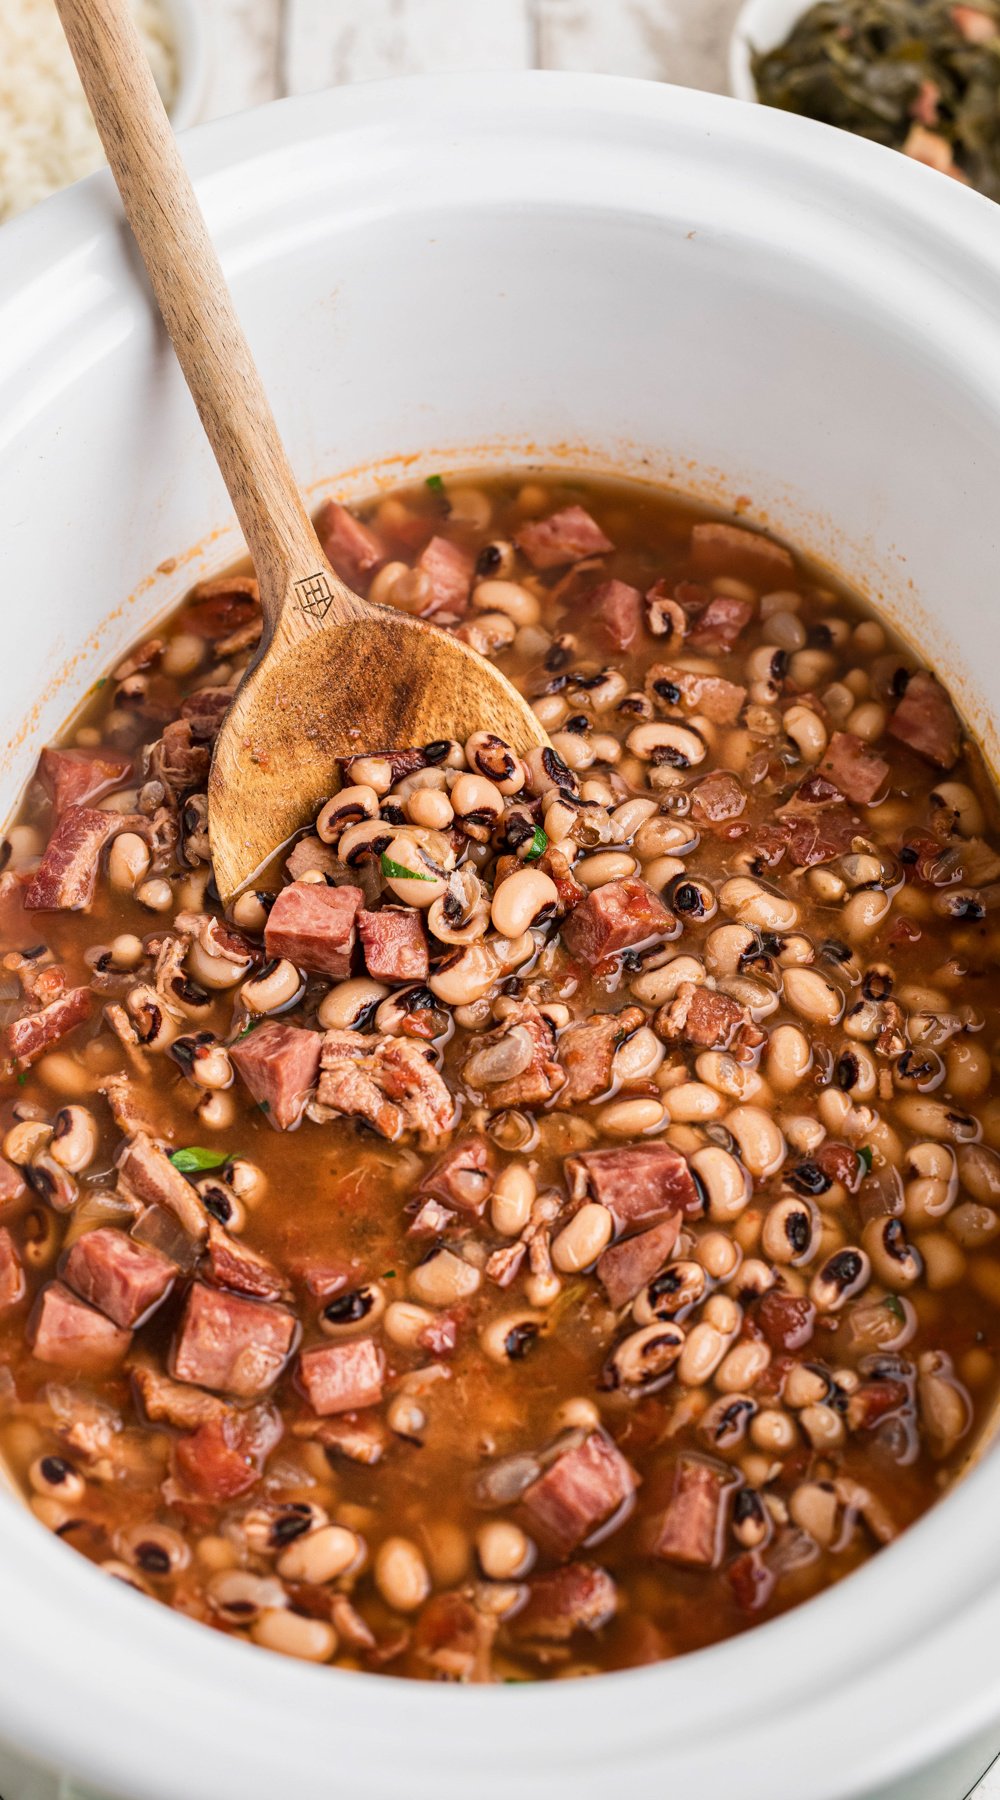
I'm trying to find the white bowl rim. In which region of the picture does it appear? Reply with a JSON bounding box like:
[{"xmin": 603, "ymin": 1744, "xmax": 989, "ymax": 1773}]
[{"xmin": 2, "ymin": 70, "xmax": 1000, "ymax": 1800}]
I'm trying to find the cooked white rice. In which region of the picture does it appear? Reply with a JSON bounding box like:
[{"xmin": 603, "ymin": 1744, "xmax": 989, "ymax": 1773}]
[{"xmin": 0, "ymin": 0, "xmax": 179, "ymax": 222}]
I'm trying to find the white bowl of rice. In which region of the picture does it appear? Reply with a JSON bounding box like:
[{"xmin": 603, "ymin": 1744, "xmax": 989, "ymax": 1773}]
[{"xmin": 0, "ymin": 0, "xmax": 207, "ymax": 222}]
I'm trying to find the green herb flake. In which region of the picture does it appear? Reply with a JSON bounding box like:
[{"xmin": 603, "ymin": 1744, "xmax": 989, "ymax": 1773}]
[
  {"xmin": 169, "ymin": 1146, "xmax": 230, "ymax": 1174},
  {"xmin": 382, "ymin": 1269, "xmax": 397, "ymax": 1280},
  {"xmin": 258, "ymin": 1100, "xmax": 270, "ymax": 1114},
  {"xmin": 235, "ymin": 1018, "xmax": 263, "ymax": 1043},
  {"xmin": 524, "ymin": 826, "xmax": 548, "ymax": 863},
  {"xmin": 425, "ymin": 474, "xmax": 445, "ymax": 494},
  {"xmin": 884, "ymin": 1295, "xmax": 906, "ymax": 1323},
  {"xmin": 858, "ymin": 1145, "xmax": 874, "ymax": 1173},
  {"xmin": 381, "ymin": 851, "xmax": 433, "ymax": 883},
  {"xmin": 15, "ymin": 1071, "xmax": 27, "ymax": 1087}
]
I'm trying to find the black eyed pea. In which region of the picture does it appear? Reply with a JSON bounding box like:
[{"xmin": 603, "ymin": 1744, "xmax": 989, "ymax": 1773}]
[
  {"xmin": 662, "ymin": 1083, "xmax": 724, "ymax": 1126},
  {"xmin": 476, "ymin": 1520, "xmax": 533, "ymax": 1580},
  {"xmin": 187, "ymin": 936, "xmax": 252, "ymax": 991},
  {"xmin": 551, "ymin": 1202, "xmax": 614, "ymax": 1273},
  {"xmin": 406, "ymin": 787, "xmax": 456, "ymax": 831},
  {"xmin": 4, "ymin": 1119, "xmax": 51, "ymax": 1167},
  {"xmin": 947, "ymin": 1200, "xmax": 1000, "ymax": 1249},
  {"xmin": 450, "ymin": 773, "xmax": 506, "ymax": 845},
  {"xmin": 726, "ymin": 1106, "xmax": 786, "ymax": 1179},
  {"xmin": 428, "ymin": 942, "xmax": 504, "ymax": 1007},
  {"xmin": 633, "ymin": 1261, "xmax": 706, "ymax": 1325},
  {"xmin": 915, "ymin": 1231, "xmax": 966, "ymax": 1289},
  {"xmin": 600, "ymin": 1321, "xmax": 685, "ymax": 1394},
  {"xmin": 809, "ymin": 1247, "xmax": 871, "ymax": 1312},
  {"xmin": 834, "ymin": 1044, "xmax": 877, "ymax": 1101},
  {"xmin": 704, "ymin": 923, "xmax": 757, "ymax": 977},
  {"xmin": 894, "ymin": 1095, "xmax": 980, "ymax": 1144},
  {"xmin": 782, "ymin": 966, "xmax": 844, "ymax": 1026},
  {"xmin": 917, "ymin": 1350, "xmax": 972, "ymax": 1457},
  {"xmin": 408, "ymin": 1248, "xmax": 481, "ymax": 1308},
  {"xmin": 231, "ymin": 891, "xmax": 270, "ymax": 935},
  {"xmin": 783, "ymin": 703, "xmax": 828, "ymax": 762},
  {"xmin": 552, "ymin": 1396, "xmax": 602, "ymax": 1432},
  {"xmin": 29, "ymin": 1453, "xmax": 85, "ymax": 1503},
  {"xmin": 195, "ymin": 1177, "xmax": 245, "ymax": 1232},
  {"xmin": 749, "ymin": 1409, "xmax": 798, "ymax": 1455},
  {"xmin": 613, "ymin": 1027, "xmax": 664, "ymax": 1083},
  {"xmin": 598, "ymin": 1095, "xmax": 667, "ymax": 1134},
  {"xmin": 575, "ymin": 850, "xmax": 639, "ymax": 889},
  {"xmin": 491, "ymin": 1164, "xmax": 535, "ymax": 1237},
  {"xmin": 762, "ymin": 1196, "xmax": 821, "ymax": 1267},
  {"xmin": 443, "ymin": 485, "xmax": 493, "ymax": 530},
  {"xmin": 337, "ymin": 819, "xmax": 395, "ymax": 869},
  {"xmin": 694, "ymin": 1051, "xmax": 759, "ymax": 1103},
  {"xmin": 49, "ymin": 1105, "xmax": 98, "ymax": 1174},
  {"xmin": 766, "ymin": 1024, "xmax": 813, "ymax": 1094},
  {"xmin": 101, "ymin": 1560, "xmax": 152, "ymax": 1596},
  {"xmin": 728, "ymin": 1258, "xmax": 775, "ymax": 1300},
  {"xmin": 276, "ymin": 1523, "xmax": 363, "ymax": 1584},
  {"xmin": 384, "ymin": 1301, "xmax": 438, "ymax": 1350},
  {"xmin": 629, "ymin": 954, "xmax": 706, "ymax": 1008},
  {"xmin": 626, "ymin": 720, "xmax": 707, "ymax": 768},
  {"xmin": 107, "ymin": 830, "xmax": 151, "ymax": 893},
  {"xmin": 251, "ymin": 1609, "xmax": 337, "ymax": 1662},
  {"xmin": 798, "ymin": 1403, "xmax": 846, "ymax": 1451},
  {"xmin": 480, "ymin": 1310, "xmax": 547, "ymax": 1364},
  {"xmin": 240, "ymin": 959, "xmax": 303, "ymax": 1015},
  {"xmin": 903, "ymin": 1142, "xmax": 957, "ymax": 1228},
  {"xmin": 116, "ymin": 1522, "xmax": 190, "ymax": 1576},
  {"xmin": 316, "ymin": 785, "xmax": 380, "ymax": 844},
  {"xmin": 719, "ymin": 877, "xmax": 798, "ymax": 933},
  {"xmin": 861, "ymin": 1216, "xmax": 923, "ymax": 1290},
  {"xmin": 731, "ymin": 1486, "xmax": 770, "ymax": 1549},
  {"xmin": 240, "ymin": 1502, "xmax": 328, "ymax": 1553},
  {"xmin": 471, "ymin": 579, "xmax": 540, "ymax": 629},
  {"xmin": 699, "ymin": 1394, "xmax": 757, "ymax": 1450},
  {"xmin": 957, "ymin": 1143, "xmax": 1000, "ymax": 1203},
  {"xmin": 677, "ymin": 1320, "xmax": 729, "ymax": 1388},
  {"xmin": 490, "ymin": 868, "xmax": 559, "ymax": 937},
  {"xmin": 464, "ymin": 730, "xmax": 525, "ymax": 795},
  {"xmin": 382, "ymin": 830, "xmax": 453, "ymax": 905},
  {"xmin": 713, "ymin": 1338, "xmax": 771, "ymax": 1395},
  {"xmin": 317, "ymin": 976, "xmax": 389, "ymax": 1031},
  {"xmin": 549, "ymin": 729, "xmax": 595, "ymax": 774},
  {"xmin": 428, "ymin": 869, "xmax": 489, "ymax": 947},
  {"xmin": 694, "ymin": 1230, "xmax": 742, "ymax": 1282},
  {"xmin": 207, "ymin": 1569, "xmax": 288, "ymax": 1623},
  {"xmin": 789, "ymin": 1482, "xmax": 840, "ymax": 1547},
  {"xmin": 930, "ymin": 780, "xmax": 984, "ymax": 837},
  {"xmin": 945, "ymin": 1036, "xmax": 992, "ymax": 1103},
  {"xmin": 783, "ymin": 1363, "xmax": 831, "ymax": 1410},
  {"xmin": 374, "ymin": 1535, "xmax": 432, "ymax": 1613},
  {"xmin": 841, "ymin": 888, "xmax": 892, "ymax": 943},
  {"xmin": 634, "ymin": 815, "xmax": 698, "ymax": 860},
  {"xmin": 320, "ymin": 1284, "xmax": 386, "ymax": 1335}
]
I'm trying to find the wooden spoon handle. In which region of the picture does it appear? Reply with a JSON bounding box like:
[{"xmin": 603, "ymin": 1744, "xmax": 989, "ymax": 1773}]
[{"xmin": 54, "ymin": 0, "xmax": 362, "ymax": 632}]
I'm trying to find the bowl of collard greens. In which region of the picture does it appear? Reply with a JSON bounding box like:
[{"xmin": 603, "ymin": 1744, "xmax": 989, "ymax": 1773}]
[{"xmin": 731, "ymin": 0, "xmax": 1000, "ymax": 197}]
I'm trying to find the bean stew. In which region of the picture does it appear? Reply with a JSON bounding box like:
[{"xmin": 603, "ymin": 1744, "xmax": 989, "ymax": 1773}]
[{"xmin": 0, "ymin": 469, "xmax": 997, "ymax": 1679}]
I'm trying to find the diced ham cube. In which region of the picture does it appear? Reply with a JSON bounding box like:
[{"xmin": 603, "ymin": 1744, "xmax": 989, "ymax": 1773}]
[
  {"xmin": 230, "ymin": 1021, "xmax": 322, "ymax": 1130},
  {"xmin": 655, "ymin": 981, "xmax": 748, "ymax": 1051},
  {"xmin": 567, "ymin": 1143, "xmax": 700, "ymax": 1229},
  {"xmin": 755, "ymin": 1289, "xmax": 816, "ymax": 1353},
  {"xmin": 652, "ymin": 1456, "xmax": 734, "ymax": 1567},
  {"xmin": 62, "ymin": 1226, "xmax": 175, "ymax": 1328},
  {"xmin": 179, "ymin": 576, "xmax": 260, "ymax": 641},
  {"xmin": 691, "ymin": 771, "xmax": 746, "ymax": 827},
  {"xmin": 513, "ymin": 1563, "xmax": 618, "ymax": 1641},
  {"xmin": 888, "ymin": 671, "xmax": 961, "ymax": 769},
  {"xmin": 303, "ymin": 1412, "xmax": 388, "ymax": 1464},
  {"xmin": 555, "ymin": 1006, "xmax": 646, "ymax": 1107},
  {"xmin": 596, "ymin": 1216, "xmax": 681, "ymax": 1308},
  {"xmin": 647, "ymin": 664, "xmax": 747, "ymax": 724},
  {"xmin": 133, "ymin": 1363, "xmax": 229, "ymax": 1429},
  {"xmin": 24, "ymin": 807, "xmax": 122, "ymax": 912},
  {"xmin": 299, "ymin": 1337, "xmax": 386, "ymax": 1416},
  {"xmin": 179, "ymin": 687, "xmax": 232, "ymax": 739},
  {"xmin": 416, "ymin": 1135, "xmax": 495, "ymax": 1216},
  {"xmin": 781, "ymin": 805, "xmax": 861, "ymax": 869},
  {"xmin": 561, "ymin": 878, "xmax": 672, "ymax": 967},
  {"xmin": 359, "ymin": 908, "xmax": 429, "ymax": 983},
  {"xmin": 6, "ymin": 985, "xmax": 90, "ymax": 1068},
  {"xmin": 264, "ymin": 882, "xmax": 364, "ymax": 979},
  {"xmin": 28, "ymin": 1281, "xmax": 131, "ymax": 1371},
  {"xmin": 588, "ymin": 580, "xmax": 642, "ymax": 651},
  {"xmin": 414, "ymin": 1592, "xmax": 493, "ymax": 1680},
  {"xmin": 520, "ymin": 1430, "xmax": 638, "ymax": 1555},
  {"xmin": 417, "ymin": 536, "xmax": 474, "ymax": 616},
  {"xmin": 174, "ymin": 1405, "xmax": 282, "ymax": 1502},
  {"xmin": 818, "ymin": 731, "xmax": 890, "ymax": 805},
  {"xmin": 686, "ymin": 594, "xmax": 756, "ymax": 654},
  {"xmin": 0, "ymin": 1226, "xmax": 25, "ymax": 1309},
  {"xmin": 38, "ymin": 747, "xmax": 132, "ymax": 815},
  {"xmin": 171, "ymin": 1283, "xmax": 297, "ymax": 1398},
  {"xmin": 117, "ymin": 1133, "xmax": 208, "ymax": 1241},
  {"xmin": 688, "ymin": 521, "xmax": 795, "ymax": 587},
  {"xmin": 728, "ymin": 1549, "xmax": 776, "ymax": 1613},
  {"xmin": 516, "ymin": 505, "xmax": 613, "ymax": 570},
  {"xmin": 150, "ymin": 721, "xmax": 210, "ymax": 794},
  {"xmin": 205, "ymin": 1220, "xmax": 291, "ymax": 1303},
  {"xmin": 315, "ymin": 499, "xmax": 386, "ymax": 588},
  {"xmin": 317, "ymin": 1032, "xmax": 454, "ymax": 1146}
]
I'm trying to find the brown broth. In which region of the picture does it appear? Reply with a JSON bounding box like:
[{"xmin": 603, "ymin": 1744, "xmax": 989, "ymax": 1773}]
[{"xmin": 0, "ymin": 468, "xmax": 997, "ymax": 1680}]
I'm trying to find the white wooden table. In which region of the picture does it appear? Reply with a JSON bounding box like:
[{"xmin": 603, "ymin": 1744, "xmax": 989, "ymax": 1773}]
[{"xmin": 187, "ymin": 10, "xmax": 1000, "ymax": 1790}]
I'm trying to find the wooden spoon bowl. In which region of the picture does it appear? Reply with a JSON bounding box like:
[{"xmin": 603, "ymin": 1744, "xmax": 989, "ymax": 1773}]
[{"xmin": 56, "ymin": 0, "xmax": 547, "ymax": 903}]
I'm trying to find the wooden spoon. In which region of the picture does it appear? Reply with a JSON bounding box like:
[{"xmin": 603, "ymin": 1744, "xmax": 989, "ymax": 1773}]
[{"xmin": 56, "ymin": 0, "xmax": 548, "ymax": 902}]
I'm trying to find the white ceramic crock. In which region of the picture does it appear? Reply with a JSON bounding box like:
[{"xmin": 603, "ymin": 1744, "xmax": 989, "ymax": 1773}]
[{"xmin": 1, "ymin": 72, "xmax": 1000, "ymax": 1800}]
